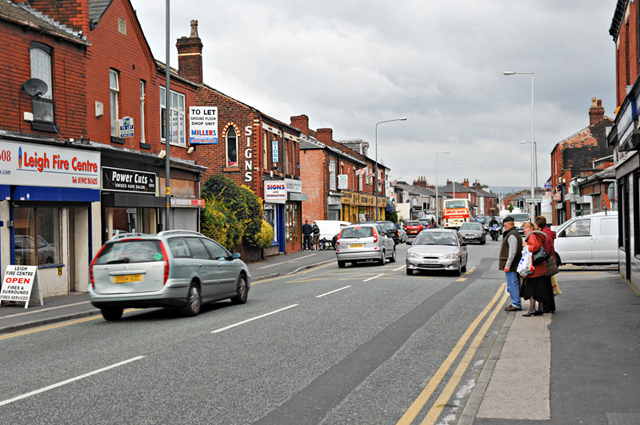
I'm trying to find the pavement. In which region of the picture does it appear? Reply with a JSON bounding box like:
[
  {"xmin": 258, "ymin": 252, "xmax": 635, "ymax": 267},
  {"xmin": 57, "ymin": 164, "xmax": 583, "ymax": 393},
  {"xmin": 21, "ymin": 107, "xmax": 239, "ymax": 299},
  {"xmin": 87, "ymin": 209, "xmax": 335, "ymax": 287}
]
[{"xmin": 2, "ymin": 251, "xmax": 639, "ymax": 424}]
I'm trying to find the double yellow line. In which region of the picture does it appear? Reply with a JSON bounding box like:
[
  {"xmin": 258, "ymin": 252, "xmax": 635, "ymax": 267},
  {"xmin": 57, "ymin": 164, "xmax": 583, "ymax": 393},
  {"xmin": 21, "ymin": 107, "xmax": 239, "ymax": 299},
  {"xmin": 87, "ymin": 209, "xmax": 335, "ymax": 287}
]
[{"xmin": 397, "ymin": 283, "xmax": 508, "ymax": 425}]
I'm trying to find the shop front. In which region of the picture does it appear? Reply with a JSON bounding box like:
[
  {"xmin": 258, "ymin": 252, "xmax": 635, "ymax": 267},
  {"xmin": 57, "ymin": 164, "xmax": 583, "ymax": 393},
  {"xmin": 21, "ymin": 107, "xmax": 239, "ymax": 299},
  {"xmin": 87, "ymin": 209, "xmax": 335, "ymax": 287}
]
[
  {"xmin": 100, "ymin": 151, "xmax": 205, "ymax": 243},
  {"xmin": 264, "ymin": 178, "xmax": 306, "ymax": 253},
  {"xmin": 0, "ymin": 141, "xmax": 102, "ymax": 296},
  {"xmin": 338, "ymin": 191, "xmax": 384, "ymax": 223}
]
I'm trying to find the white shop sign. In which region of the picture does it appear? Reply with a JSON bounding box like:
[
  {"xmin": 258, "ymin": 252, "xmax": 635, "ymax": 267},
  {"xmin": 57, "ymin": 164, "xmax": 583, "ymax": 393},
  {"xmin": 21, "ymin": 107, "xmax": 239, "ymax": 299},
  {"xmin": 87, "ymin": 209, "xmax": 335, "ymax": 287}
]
[{"xmin": 0, "ymin": 266, "xmax": 43, "ymax": 308}]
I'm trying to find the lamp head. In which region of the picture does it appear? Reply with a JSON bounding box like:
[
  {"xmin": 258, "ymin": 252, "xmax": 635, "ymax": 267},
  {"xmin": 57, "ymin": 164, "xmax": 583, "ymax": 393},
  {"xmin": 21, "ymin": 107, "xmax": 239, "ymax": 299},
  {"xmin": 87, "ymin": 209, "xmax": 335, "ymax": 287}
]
[
  {"xmin": 158, "ymin": 150, "xmax": 166, "ymax": 159},
  {"xmin": 503, "ymin": 71, "xmax": 516, "ymax": 75}
]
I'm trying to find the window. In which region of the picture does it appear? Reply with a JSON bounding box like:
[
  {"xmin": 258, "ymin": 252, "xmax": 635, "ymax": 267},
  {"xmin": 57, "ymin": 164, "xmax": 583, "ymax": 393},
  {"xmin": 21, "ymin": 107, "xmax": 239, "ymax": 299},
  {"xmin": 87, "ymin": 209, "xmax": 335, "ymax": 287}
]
[
  {"xmin": 227, "ymin": 126, "xmax": 238, "ymax": 167},
  {"xmin": 14, "ymin": 207, "xmax": 61, "ymax": 266},
  {"xmin": 110, "ymin": 70, "xmax": 119, "ymax": 136},
  {"xmin": 30, "ymin": 44, "xmax": 54, "ymax": 122},
  {"xmin": 201, "ymin": 238, "xmax": 229, "ymax": 259},
  {"xmin": 160, "ymin": 86, "xmax": 186, "ymax": 146},
  {"xmin": 285, "ymin": 203, "xmax": 299, "ymax": 243},
  {"xmin": 329, "ymin": 160, "xmax": 336, "ymax": 191},
  {"xmin": 140, "ymin": 81, "xmax": 146, "ymax": 142},
  {"xmin": 263, "ymin": 131, "xmax": 268, "ymax": 169}
]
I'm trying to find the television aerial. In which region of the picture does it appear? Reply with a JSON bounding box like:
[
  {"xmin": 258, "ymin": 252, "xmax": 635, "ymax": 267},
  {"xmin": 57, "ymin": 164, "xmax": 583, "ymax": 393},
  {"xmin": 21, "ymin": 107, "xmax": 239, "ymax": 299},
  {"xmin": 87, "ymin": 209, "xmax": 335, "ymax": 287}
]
[{"xmin": 22, "ymin": 78, "xmax": 48, "ymax": 98}]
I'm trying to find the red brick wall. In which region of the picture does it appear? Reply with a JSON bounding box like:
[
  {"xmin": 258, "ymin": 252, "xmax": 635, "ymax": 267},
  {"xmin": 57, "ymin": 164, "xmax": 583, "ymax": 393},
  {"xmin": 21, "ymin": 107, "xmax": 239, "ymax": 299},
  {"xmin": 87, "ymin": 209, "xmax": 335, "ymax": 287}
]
[
  {"xmin": 27, "ymin": 0, "xmax": 90, "ymax": 33},
  {"xmin": 614, "ymin": 1, "xmax": 640, "ymax": 106},
  {"xmin": 0, "ymin": 17, "xmax": 87, "ymax": 139},
  {"xmin": 300, "ymin": 148, "xmax": 325, "ymax": 221},
  {"xmin": 83, "ymin": 0, "xmax": 192, "ymax": 161}
]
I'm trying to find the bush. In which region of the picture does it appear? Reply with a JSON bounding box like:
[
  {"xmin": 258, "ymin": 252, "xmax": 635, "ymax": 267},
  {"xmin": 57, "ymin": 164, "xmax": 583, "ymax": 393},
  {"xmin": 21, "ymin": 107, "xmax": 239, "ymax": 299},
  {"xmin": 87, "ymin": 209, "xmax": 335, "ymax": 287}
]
[{"xmin": 253, "ymin": 220, "xmax": 275, "ymax": 249}]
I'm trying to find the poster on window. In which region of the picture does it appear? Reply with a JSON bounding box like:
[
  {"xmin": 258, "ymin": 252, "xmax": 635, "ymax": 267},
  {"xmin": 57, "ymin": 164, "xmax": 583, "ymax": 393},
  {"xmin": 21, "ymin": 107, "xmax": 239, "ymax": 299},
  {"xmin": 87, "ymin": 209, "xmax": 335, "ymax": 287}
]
[{"xmin": 189, "ymin": 106, "xmax": 218, "ymax": 144}]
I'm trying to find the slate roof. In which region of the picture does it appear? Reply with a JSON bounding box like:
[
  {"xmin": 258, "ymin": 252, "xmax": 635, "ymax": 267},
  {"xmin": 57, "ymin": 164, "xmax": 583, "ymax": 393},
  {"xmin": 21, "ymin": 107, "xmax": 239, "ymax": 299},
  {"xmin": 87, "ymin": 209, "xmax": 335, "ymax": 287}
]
[
  {"xmin": 0, "ymin": 0, "xmax": 89, "ymax": 45},
  {"xmin": 89, "ymin": 0, "xmax": 111, "ymax": 26}
]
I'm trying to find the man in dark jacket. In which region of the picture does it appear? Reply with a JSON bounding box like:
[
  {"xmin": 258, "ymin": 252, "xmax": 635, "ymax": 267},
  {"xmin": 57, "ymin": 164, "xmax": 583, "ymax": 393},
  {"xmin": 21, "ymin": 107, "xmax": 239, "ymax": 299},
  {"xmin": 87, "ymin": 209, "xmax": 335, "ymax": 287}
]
[
  {"xmin": 500, "ymin": 216, "xmax": 524, "ymax": 311},
  {"xmin": 302, "ymin": 220, "xmax": 313, "ymax": 251},
  {"xmin": 312, "ymin": 221, "xmax": 320, "ymax": 250}
]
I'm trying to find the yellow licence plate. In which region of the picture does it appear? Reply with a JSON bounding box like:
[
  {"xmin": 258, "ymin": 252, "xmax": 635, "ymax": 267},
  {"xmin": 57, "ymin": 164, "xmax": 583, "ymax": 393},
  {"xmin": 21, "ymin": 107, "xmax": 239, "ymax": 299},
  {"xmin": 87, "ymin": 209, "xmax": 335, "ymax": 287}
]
[
  {"xmin": 114, "ymin": 274, "xmax": 142, "ymax": 284},
  {"xmin": 350, "ymin": 243, "xmax": 364, "ymax": 248}
]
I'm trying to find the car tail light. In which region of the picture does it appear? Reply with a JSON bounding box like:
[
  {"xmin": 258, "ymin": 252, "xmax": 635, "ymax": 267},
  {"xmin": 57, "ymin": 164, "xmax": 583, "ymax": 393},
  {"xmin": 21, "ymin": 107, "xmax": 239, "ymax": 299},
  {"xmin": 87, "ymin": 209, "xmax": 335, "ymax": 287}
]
[
  {"xmin": 336, "ymin": 230, "xmax": 342, "ymax": 246},
  {"xmin": 373, "ymin": 228, "xmax": 378, "ymax": 243},
  {"xmin": 159, "ymin": 241, "xmax": 169, "ymax": 285},
  {"xmin": 89, "ymin": 245, "xmax": 107, "ymax": 289}
]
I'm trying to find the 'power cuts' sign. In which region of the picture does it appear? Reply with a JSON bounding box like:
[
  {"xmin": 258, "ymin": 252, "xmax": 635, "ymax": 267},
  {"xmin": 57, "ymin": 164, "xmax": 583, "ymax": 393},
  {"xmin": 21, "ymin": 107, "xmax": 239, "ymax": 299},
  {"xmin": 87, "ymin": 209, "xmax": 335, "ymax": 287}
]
[{"xmin": 1, "ymin": 266, "xmax": 43, "ymax": 308}]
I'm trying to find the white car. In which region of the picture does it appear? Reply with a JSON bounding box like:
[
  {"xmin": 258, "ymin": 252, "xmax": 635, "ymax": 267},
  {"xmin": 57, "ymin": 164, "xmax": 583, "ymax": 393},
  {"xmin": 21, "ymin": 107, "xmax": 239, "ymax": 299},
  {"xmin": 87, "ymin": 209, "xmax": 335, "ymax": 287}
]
[
  {"xmin": 335, "ymin": 223, "xmax": 396, "ymax": 268},
  {"xmin": 553, "ymin": 212, "xmax": 618, "ymax": 265}
]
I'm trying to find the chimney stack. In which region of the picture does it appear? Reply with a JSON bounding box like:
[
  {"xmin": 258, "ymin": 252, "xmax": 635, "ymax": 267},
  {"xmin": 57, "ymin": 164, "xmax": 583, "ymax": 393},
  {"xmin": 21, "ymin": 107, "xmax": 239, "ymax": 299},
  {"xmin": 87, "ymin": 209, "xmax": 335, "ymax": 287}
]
[
  {"xmin": 176, "ymin": 20, "xmax": 203, "ymax": 85},
  {"xmin": 589, "ymin": 97, "xmax": 605, "ymax": 125}
]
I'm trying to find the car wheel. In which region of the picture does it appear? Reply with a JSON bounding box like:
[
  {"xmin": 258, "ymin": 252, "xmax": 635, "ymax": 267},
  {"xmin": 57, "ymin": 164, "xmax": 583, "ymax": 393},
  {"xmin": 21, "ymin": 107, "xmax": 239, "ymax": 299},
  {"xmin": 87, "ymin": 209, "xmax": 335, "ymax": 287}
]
[
  {"xmin": 101, "ymin": 307, "xmax": 123, "ymax": 321},
  {"xmin": 406, "ymin": 268, "xmax": 413, "ymax": 275},
  {"xmin": 461, "ymin": 260, "xmax": 467, "ymax": 273},
  {"xmin": 338, "ymin": 260, "xmax": 346, "ymax": 268},
  {"xmin": 379, "ymin": 250, "xmax": 386, "ymax": 265},
  {"xmin": 390, "ymin": 247, "xmax": 397, "ymax": 263},
  {"xmin": 454, "ymin": 262, "xmax": 462, "ymax": 276},
  {"xmin": 179, "ymin": 283, "xmax": 202, "ymax": 317},
  {"xmin": 231, "ymin": 275, "xmax": 248, "ymax": 304}
]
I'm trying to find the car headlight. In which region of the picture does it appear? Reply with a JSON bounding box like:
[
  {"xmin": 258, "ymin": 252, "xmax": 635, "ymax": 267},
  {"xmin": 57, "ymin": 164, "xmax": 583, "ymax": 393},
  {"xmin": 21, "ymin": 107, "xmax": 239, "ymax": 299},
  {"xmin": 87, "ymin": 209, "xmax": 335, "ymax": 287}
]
[
  {"xmin": 408, "ymin": 252, "xmax": 421, "ymax": 259},
  {"xmin": 442, "ymin": 253, "xmax": 459, "ymax": 259}
]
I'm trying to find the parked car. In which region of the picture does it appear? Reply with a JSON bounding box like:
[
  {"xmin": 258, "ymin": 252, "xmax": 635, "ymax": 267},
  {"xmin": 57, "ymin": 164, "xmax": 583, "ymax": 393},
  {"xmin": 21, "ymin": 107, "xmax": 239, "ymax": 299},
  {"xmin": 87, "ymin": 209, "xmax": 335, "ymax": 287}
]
[
  {"xmin": 406, "ymin": 229, "xmax": 468, "ymax": 276},
  {"xmin": 359, "ymin": 220, "xmax": 400, "ymax": 244},
  {"xmin": 553, "ymin": 211, "xmax": 618, "ymax": 265},
  {"xmin": 335, "ymin": 223, "xmax": 396, "ymax": 268},
  {"xmin": 396, "ymin": 223, "xmax": 408, "ymax": 244},
  {"xmin": 458, "ymin": 222, "xmax": 486, "ymax": 244},
  {"xmin": 405, "ymin": 220, "xmax": 424, "ymax": 236},
  {"xmin": 89, "ymin": 230, "xmax": 251, "ymax": 321},
  {"xmin": 314, "ymin": 220, "xmax": 351, "ymax": 250}
]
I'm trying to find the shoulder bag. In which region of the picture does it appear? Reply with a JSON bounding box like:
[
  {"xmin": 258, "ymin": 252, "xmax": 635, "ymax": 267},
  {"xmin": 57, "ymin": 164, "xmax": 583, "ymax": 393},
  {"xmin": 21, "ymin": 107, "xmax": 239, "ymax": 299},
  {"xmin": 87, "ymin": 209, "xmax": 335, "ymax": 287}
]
[{"xmin": 546, "ymin": 255, "xmax": 559, "ymax": 276}]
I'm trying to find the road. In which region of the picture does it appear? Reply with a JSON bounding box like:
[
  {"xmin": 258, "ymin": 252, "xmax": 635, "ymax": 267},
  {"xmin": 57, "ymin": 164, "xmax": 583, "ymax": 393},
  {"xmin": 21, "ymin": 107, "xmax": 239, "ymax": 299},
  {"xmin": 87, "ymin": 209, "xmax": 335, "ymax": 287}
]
[{"xmin": 0, "ymin": 240, "xmax": 509, "ymax": 425}]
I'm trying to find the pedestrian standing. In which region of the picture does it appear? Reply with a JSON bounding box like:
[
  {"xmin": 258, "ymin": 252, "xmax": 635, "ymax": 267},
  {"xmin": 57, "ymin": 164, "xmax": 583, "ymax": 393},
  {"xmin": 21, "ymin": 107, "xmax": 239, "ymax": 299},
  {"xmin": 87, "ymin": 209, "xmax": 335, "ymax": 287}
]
[
  {"xmin": 535, "ymin": 215, "xmax": 557, "ymax": 313},
  {"xmin": 312, "ymin": 221, "xmax": 320, "ymax": 250},
  {"xmin": 302, "ymin": 220, "xmax": 313, "ymax": 251},
  {"xmin": 521, "ymin": 222, "xmax": 552, "ymax": 317},
  {"xmin": 499, "ymin": 216, "xmax": 523, "ymax": 312}
]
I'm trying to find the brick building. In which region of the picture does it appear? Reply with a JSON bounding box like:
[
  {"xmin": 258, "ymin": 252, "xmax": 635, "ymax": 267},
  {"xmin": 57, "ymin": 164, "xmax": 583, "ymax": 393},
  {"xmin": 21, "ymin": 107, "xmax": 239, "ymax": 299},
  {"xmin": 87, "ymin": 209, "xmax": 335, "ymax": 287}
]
[
  {"xmin": 176, "ymin": 21, "xmax": 305, "ymax": 254},
  {"xmin": 293, "ymin": 115, "xmax": 388, "ymax": 224},
  {"xmin": 550, "ymin": 98, "xmax": 613, "ymax": 225},
  {"xmin": 607, "ymin": 0, "xmax": 640, "ymax": 290},
  {"xmin": 0, "ymin": 0, "xmax": 206, "ymax": 298}
]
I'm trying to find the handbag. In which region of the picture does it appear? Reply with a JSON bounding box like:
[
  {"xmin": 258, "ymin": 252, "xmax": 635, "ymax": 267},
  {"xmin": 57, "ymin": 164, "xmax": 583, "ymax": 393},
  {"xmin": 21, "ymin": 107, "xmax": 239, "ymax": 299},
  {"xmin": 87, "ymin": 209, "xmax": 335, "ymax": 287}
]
[
  {"xmin": 532, "ymin": 245, "xmax": 548, "ymax": 265},
  {"xmin": 551, "ymin": 275, "xmax": 562, "ymax": 296},
  {"xmin": 546, "ymin": 255, "xmax": 559, "ymax": 276}
]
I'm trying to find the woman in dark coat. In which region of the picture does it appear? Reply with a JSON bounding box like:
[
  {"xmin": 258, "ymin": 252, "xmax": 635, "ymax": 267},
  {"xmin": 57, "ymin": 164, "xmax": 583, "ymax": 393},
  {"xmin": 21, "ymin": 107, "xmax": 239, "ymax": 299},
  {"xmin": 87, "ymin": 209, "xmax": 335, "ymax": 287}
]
[{"xmin": 521, "ymin": 222, "xmax": 552, "ymax": 316}]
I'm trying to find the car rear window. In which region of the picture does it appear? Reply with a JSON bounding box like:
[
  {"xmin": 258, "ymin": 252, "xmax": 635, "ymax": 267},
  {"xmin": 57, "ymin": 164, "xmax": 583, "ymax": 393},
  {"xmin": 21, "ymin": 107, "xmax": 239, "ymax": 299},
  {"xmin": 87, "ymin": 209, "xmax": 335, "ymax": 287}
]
[
  {"xmin": 341, "ymin": 226, "xmax": 374, "ymax": 238},
  {"xmin": 406, "ymin": 221, "xmax": 420, "ymax": 226},
  {"xmin": 94, "ymin": 240, "xmax": 164, "ymax": 265}
]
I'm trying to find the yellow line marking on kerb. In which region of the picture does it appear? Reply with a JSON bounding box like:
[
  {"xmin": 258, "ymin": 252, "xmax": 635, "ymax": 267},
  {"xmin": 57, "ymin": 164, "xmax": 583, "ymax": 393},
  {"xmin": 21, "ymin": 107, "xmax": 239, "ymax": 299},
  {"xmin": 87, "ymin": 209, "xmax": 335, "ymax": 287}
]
[{"xmin": 396, "ymin": 283, "xmax": 507, "ymax": 425}]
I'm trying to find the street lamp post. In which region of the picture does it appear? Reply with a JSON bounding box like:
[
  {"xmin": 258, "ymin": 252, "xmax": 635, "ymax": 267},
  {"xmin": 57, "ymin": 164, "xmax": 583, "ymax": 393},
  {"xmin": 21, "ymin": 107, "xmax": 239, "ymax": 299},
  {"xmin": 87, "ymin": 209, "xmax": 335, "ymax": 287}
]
[
  {"xmin": 504, "ymin": 70, "xmax": 535, "ymax": 218},
  {"xmin": 375, "ymin": 117, "xmax": 407, "ymax": 220},
  {"xmin": 452, "ymin": 162, "xmax": 464, "ymax": 198},
  {"xmin": 435, "ymin": 151, "xmax": 450, "ymax": 223}
]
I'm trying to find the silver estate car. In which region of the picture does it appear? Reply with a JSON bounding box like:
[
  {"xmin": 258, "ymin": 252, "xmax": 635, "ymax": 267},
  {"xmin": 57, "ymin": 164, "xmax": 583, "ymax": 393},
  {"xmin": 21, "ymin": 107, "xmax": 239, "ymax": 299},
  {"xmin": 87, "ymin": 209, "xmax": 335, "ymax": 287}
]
[
  {"xmin": 335, "ymin": 223, "xmax": 396, "ymax": 268},
  {"xmin": 89, "ymin": 230, "xmax": 251, "ymax": 321},
  {"xmin": 406, "ymin": 229, "xmax": 468, "ymax": 276}
]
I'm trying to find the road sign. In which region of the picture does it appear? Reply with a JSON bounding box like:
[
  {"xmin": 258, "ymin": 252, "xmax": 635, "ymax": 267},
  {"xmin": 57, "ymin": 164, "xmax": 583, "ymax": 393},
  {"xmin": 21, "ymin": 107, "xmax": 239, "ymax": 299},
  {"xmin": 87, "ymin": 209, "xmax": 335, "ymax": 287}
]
[{"xmin": 525, "ymin": 198, "xmax": 542, "ymax": 203}]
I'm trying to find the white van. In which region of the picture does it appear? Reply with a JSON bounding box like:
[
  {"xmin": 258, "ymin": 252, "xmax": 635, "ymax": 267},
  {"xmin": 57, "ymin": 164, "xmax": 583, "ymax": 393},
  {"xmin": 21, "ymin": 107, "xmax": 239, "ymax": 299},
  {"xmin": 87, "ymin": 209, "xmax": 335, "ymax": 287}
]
[
  {"xmin": 314, "ymin": 220, "xmax": 351, "ymax": 250},
  {"xmin": 553, "ymin": 211, "xmax": 618, "ymax": 265}
]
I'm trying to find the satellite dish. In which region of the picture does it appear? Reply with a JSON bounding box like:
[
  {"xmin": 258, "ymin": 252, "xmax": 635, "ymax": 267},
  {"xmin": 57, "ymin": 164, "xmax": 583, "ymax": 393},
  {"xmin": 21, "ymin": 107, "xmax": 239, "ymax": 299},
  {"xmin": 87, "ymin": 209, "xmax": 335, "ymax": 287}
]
[{"xmin": 23, "ymin": 78, "xmax": 48, "ymax": 98}]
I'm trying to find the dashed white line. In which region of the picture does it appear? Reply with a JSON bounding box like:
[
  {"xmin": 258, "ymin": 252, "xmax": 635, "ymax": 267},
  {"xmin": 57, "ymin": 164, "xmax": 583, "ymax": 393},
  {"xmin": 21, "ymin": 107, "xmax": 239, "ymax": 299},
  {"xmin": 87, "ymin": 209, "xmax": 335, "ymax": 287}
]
[
  {"xmin": 0, "ymin": 356, "xmax": 145, "ymax": 407},
  {"xmin": 316, "ymin": 286, "xmax": 351, "ymax": 298},
  {"xmin": 211, "ymin": 304, "xmax": 299, "ymax": 334},
  {"xmin": 364, "ymin": 274, "xmax": 385, "ymax": 282},
  {"xmin": 393, "ymin": 265, "xmax": 406, "ymax": 272}
]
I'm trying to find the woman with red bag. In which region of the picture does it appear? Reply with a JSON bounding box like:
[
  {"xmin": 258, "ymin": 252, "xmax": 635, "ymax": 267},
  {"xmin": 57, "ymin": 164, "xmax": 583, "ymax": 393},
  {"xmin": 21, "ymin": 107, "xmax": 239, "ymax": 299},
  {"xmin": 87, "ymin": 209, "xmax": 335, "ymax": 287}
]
[{"xmin": 521, "ymin": 222, "xmax": 552, "ymax": 317}]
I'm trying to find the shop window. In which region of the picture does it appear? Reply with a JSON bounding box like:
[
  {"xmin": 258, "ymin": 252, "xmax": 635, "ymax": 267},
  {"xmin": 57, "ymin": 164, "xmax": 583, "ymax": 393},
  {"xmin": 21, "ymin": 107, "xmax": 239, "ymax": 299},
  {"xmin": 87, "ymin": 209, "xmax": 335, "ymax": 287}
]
[
  {"xmin": 285, "ymin": 203, "xmax": 299, "ymax": 243},
  {"xmin": 30, "ymin": 43, "xmax": 54, "ymax": 123},
  {"xmin": 227, "ymin": 126, "xmax": 238, "ymax": 167},
  {"xmin": 14, "ymin": 207, "xmax": 61, "ymax": 266},
  {"xmin": 264, "ymin": 205, "xmax": 277, "ymax": 244}
]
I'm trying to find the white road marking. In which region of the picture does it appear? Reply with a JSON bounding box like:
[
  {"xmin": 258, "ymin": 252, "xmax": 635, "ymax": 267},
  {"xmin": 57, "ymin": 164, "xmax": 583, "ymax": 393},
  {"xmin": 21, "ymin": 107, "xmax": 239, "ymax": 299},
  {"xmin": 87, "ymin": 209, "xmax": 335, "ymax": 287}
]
[
  {"xmin": 0, "ymin": 356, "xmax": 145, "ymax": 407},
  {"xmin": 364, "ymin": 274, "xmax": 385, "ymax": 282},
  {"xmin": 258, "ymin": 254, "xmax": 319, "ymax": 269},
  {"xmin": 0, "ymin": 301, "xmax": 93, "ymax": 320},
  {"xmin": 211, "ymin": 304, "xmax": 299, "ymax": 334},
  {"xmin": 393, "ymin": 265, "xmax": 406, "ymax": 271},
  {"xmin": 316, "ymin": 286, "xmax": 351, "ymax": 298}
]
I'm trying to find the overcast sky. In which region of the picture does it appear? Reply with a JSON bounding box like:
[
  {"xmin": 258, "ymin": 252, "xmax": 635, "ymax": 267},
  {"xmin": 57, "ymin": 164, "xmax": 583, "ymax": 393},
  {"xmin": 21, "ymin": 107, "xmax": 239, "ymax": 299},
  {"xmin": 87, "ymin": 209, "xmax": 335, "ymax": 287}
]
[{"xmin": 131, "ymin": 0, "xmax": 617, "ymax": 191}]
